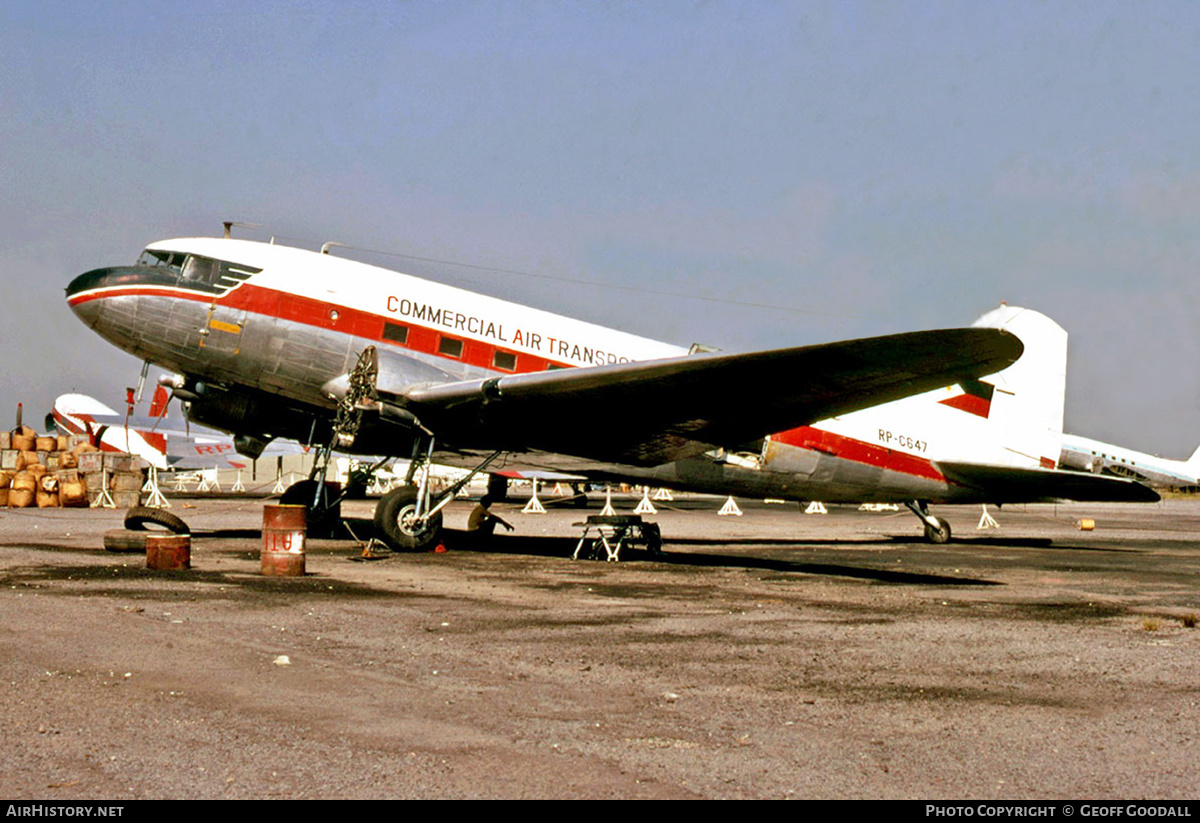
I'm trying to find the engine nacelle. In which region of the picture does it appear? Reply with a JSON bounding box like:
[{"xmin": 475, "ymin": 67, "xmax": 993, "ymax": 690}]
[{"xmin": 181, "ymin": 382, "xmax": 316, "ymax": 447}]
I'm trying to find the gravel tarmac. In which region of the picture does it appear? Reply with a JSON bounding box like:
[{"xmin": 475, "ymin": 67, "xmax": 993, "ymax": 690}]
[{"xmin": 1, "ymin": 494, "xmax": 1197, "ymax": 799}]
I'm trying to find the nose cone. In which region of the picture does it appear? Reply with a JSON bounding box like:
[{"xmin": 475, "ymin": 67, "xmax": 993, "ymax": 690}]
[
  {"xmin": 66, "ymin": 266, "xmax": 132, "ymax": 300},
  {"xmin": 66, "ymin": 267, "xmax": 116, "ymax": 327}
]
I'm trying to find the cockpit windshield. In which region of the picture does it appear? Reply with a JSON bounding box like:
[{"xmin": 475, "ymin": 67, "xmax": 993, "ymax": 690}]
[{"xmin": 136, "ymin": 248, "xmax": 185, "ymax": 273}]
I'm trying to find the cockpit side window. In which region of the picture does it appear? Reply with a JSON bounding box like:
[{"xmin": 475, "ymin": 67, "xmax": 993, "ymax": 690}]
[{"xmin": 181, "ymin": 255, "xmax": 221, "ymax": 286}]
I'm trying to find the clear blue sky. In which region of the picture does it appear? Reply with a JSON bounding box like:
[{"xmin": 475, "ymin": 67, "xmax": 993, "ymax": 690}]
[{"xmin": 4, "ymin": 1, "xmax": 1200, "ymax": 455}]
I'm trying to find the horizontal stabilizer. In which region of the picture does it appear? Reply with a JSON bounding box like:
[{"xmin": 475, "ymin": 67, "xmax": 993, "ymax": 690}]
[
  {"xmin": 937, "ymin": 461, "xmax": 1160, "ymax": 503},
  {"xmin": 401, "ymin": 327, "xmax": 1022, "ymax": 466}
]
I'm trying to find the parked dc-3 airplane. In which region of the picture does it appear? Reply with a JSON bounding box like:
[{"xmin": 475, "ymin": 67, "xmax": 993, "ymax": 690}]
[
  {"xmin": 66, "ymin": 235, "xmax": 1156, "ymax": 548},
  {"xmin": 1059, "ymin": 432, "xmax": 1200, "ymax": 489}
]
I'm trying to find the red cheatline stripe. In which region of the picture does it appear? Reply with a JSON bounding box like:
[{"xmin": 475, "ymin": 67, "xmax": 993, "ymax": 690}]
[
  {"xmin": 772, "ymin": 425, "xmax": 946, "ymax": 481},
  {"xmin": 70, "ymin": 283, "xmax": 567, "ymax": 375}
]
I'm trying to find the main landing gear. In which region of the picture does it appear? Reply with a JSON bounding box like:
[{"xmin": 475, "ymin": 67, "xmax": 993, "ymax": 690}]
[
  {"xmin": 904, "ymin": 500, "xmax": 952, "ymax": 544},
  {"xmin": 373, "ymin": 445, "xmax": 502, "ymax": 551},
  {"xmin": 295, "ymin": 344, "xmax": 505, "ymax": 552}
]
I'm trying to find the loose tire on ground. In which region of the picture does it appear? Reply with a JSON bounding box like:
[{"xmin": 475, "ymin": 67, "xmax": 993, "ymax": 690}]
[
  {"xmin": 124, "ymin": 506, "xmax": 190, "ymax": 534},
  {"xmin": 374, "ymin": 486, "xmax": 443, "ymax": 552},
  {"xmin": 104, "ymin": 529, "xmax": 151, "ymax": 553}
]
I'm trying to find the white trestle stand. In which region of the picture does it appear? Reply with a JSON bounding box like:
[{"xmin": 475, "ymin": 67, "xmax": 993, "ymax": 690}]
[
  {"xmin": 522, "ymin": 480, "xmax": 547, "ymax": 514},
  {"xmin": 599, "ymin": 485, "xmax": 616, "ymax": 516},
  {"xmin": 143, "ymin": 467, "xmax": 171, "ymax": 508},
  {"xmin": 633, "ymin": 487, "xmax": 657, "ymax": 515},
  {"xmin": 977, "ymin": 504, "xmax": 1000, "ymax": 530},
  {"xmin": 94, "ymin": 469, "xmax": 116, "ymax": 508}
]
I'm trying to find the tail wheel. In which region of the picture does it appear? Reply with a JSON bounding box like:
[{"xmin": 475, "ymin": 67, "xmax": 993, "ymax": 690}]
[
  {"xmin": 374, "ymin": 486, "xmax": 443, "ymax": 552},
  {"xmin": 923, "ymin": 517, "xmax": 952, "ymax": 544}
]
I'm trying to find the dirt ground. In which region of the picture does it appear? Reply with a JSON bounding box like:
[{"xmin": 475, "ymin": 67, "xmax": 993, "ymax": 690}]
[{"xmin": 1, "ymin": 493, "xmax": 1197, "ymax": 799}]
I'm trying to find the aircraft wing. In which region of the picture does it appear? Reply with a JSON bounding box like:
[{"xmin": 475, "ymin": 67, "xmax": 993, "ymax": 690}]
[
  {"xmin": 398, "ymin": 328, "xmax": 1022, "ymax": 467},
  {"xmin": 68, "ymin": 413, "xmax": 190, "ymax": 434},
  {"xmin": 936, "ymin": 461, "xmax": 1160, "ymax": 503}
]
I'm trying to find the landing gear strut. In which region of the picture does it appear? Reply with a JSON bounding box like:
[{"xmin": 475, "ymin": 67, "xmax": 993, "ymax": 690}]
[
  {"xmin": 284, "ymin": 347, "xmax": 380, "ymax": 537},
  {"xmin": 373, "ymin": 444, "xmax": 502, "ymax": 552},
  {"xmin": 373, "ymin": 486, "xmax": 443, "ymax": 551},
  {"xmin": 905, "ymin": 500, "xmax": 952, "ymax": 544}
]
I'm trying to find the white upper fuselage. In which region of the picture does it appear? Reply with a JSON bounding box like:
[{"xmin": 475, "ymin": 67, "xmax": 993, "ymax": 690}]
[{"xmin": 145, "ymin": 237, "xmax": 687, "ymax": 370}]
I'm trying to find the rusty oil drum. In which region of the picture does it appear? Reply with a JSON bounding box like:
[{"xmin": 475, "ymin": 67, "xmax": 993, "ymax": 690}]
[
  {"xmin": 262, "ymin": 504, "xmax": 306, "ymax": 576},
  {"xmin": 145, "ymin": 534, "xmax": 191, "ymax": 570}
]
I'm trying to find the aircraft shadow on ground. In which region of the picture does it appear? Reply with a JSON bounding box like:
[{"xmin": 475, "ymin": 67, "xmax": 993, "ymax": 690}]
[{"xmin": 436, "ymin": 528, "xmax": 1001, "ymax": 587}]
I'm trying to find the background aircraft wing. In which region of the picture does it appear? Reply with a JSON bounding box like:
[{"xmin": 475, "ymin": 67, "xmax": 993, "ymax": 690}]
[
  {"xmin": 66, "ymin": 412, "xmax": 192, "ymax": 434},
  {"xmin": 398, "ymin": 328, "xmax": 1022, "ymax": 466},
  {"xmin": 936, "ymin": 461, "xmax": 1160, "ymax": 502}
]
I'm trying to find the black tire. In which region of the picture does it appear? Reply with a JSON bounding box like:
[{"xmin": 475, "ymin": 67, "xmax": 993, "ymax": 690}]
[
  {"xmin": 487, "ymin": 473, "xmax": 509, "ymax": 503},
  {"xmin": 280, "ymin": 480, "xmax": 342, "ymax": 538},
  {"xmin": 374, "ymin": 486, "xmax": 443, "ymax": 552},
  {"xmin": 643, "ymin": 522, "xmax": 663, "ymax": 556},
  {"xmin": 923, "ymin": 517, "xmax": 952, "ymax": 544},
  {"xmin": 104, "ymin": 529, "xmax": 150, "ymax": 553},
  {"xmin": 124, "ymin": 506, "xmax": 190, "ymax": 535}
]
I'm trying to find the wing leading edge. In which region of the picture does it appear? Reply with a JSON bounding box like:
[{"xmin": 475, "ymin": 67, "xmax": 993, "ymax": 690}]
[{"xmin": 397, "ymin": 327, "xmax": 1023, "ymax": 466}]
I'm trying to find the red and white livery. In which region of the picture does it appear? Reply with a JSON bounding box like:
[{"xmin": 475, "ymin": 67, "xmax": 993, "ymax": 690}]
[{"xmin": 67, "ymin": 235, "xmax": 1155, "ymax": 548}]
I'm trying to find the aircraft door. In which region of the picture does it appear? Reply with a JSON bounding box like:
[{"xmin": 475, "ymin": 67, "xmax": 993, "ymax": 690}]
[{"xmin": 200, "ymin": 299, "xmax": 247, "ymax": 358}]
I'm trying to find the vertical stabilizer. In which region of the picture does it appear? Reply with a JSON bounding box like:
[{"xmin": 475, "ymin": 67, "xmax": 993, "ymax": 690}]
[
  {"xmin": 968, "ymin": 305, "xmax": 1067, "ymax": 467},
  {"xmin": 1186, "ymin": 443, "xmax": 1200, "ymax": 469}
]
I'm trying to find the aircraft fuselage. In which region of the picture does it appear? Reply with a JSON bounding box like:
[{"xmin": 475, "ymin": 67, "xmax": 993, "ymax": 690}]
[{"xmin": 64, "ymin": 238, "xmax": 1071, "ymax": 506}]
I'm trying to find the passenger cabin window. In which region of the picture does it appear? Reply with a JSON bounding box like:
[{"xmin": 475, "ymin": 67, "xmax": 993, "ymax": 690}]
[
  {"xmin": 383, "ymin": 323, "xmax": 409, "ymax": 344},
  {"xmin": 492, "ymin": 351, "xmax": 517, "ymax": 371},
  {"xmin": 438, "ymin": 337, "xmax": 463, "ymax": 358}
]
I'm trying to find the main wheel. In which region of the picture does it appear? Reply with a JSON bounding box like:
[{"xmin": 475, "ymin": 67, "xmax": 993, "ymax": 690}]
[
  {"xmin": 642, "ymin": 522, "xmax": 663, "ymax": 556},
  {"xmin": 923, "ymin": 517, "xmax": 952, "ymax": 544},
  {"xmin": 486, "ymin": 473, "xmax": 509, "ymax": 503},
  {"xmin": 374, "ymin": 486, "xmax": 443, "ymax": 552},
  {"xmin": 280, "ymin": 480, "xmax": 342, "ymax": 538}
]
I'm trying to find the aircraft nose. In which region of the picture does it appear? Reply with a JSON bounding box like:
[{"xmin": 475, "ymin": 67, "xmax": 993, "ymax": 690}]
[
  {"xmin": 65, "ymin": 266, "xmax": 123, "ymax": 327},
  {"xmin": 66, "ymin": 267, "xmax": 116, "ymax": 300}
]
